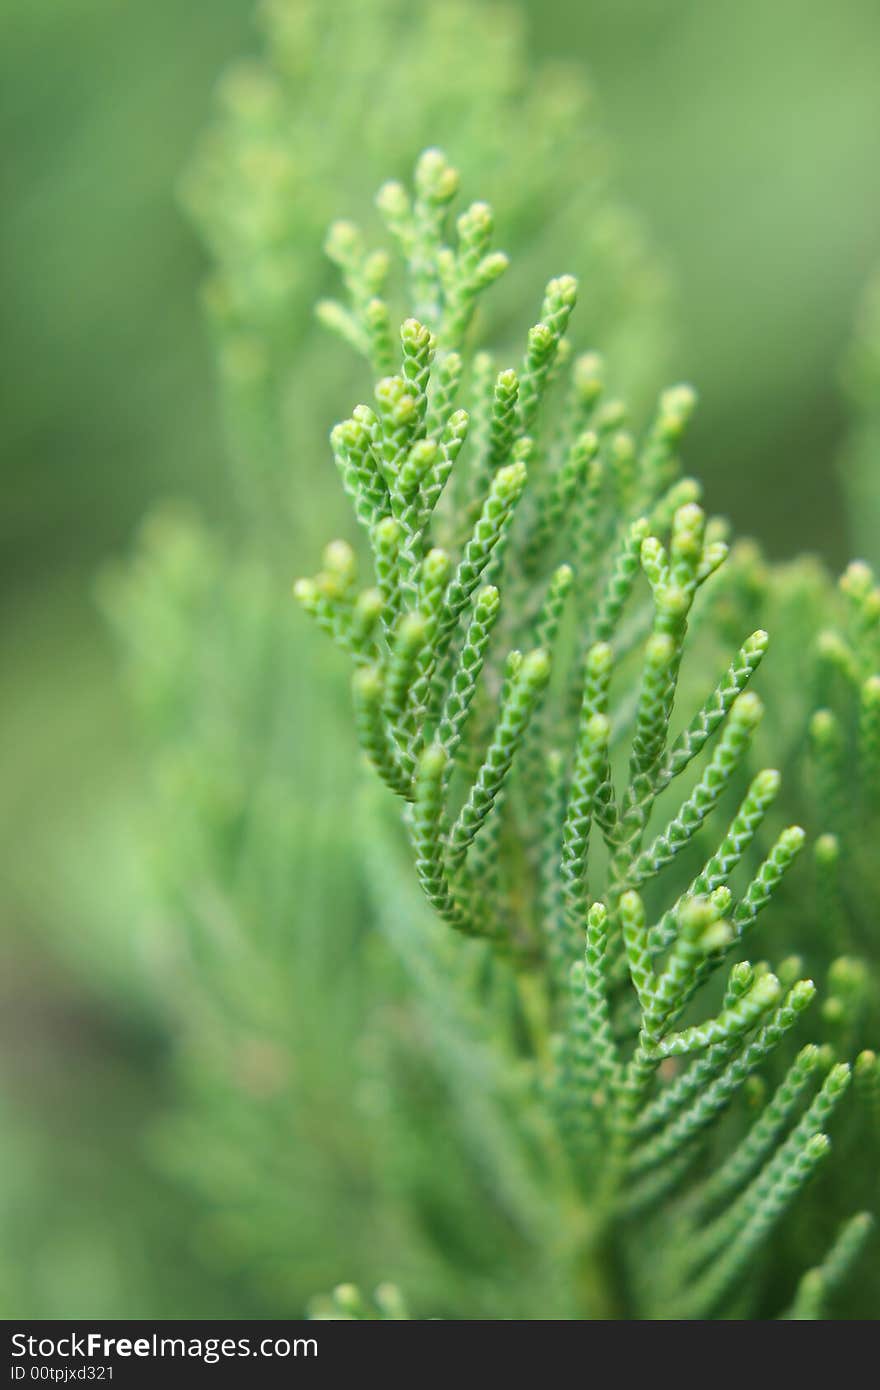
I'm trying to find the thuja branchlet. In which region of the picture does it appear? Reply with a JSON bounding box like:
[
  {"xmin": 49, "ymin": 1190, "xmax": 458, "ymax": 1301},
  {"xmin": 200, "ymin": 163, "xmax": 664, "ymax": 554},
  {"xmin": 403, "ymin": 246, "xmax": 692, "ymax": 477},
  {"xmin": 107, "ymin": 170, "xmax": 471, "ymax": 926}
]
[{"xmin": 296, "ymin": 149, "xmax": 874, "ymax": 1318}]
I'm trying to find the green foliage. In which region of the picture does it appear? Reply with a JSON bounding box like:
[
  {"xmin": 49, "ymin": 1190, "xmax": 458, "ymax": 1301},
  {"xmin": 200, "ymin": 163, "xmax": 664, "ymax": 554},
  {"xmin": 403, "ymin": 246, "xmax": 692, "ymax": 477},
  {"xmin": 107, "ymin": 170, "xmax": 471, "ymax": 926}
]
[
  {"xmin": 298, "ymin": 150, "xmax": 878, "ymax": 1317},
  {"xmin": 6, "ymin": 0, "xmax": 880, "ymax": 1327},
  {"xmin": 98, "ymin": 0, "xmax": 680, "ymax": 1319},
  {"xmin": 183, "ymin": 0, "xmax": 669, "ymax": 531},
  {"xmin": 93, "ymin": 0, "xmax": 879, "ymax": 1322}
]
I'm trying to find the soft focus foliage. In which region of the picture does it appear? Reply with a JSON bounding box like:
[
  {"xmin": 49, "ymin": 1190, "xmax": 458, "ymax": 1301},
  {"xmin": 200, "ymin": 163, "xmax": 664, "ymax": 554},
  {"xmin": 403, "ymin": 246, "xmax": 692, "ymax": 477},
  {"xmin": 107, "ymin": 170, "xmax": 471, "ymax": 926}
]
[
  {"xmin": 98, "ymin": 0, "xmax": 675, "ymax": 1317},
  {"xmin": 297, "ymin": 151, "xmax": 877, "ymax": 1317},
  {"xmin": 182, "ymin": 0, "xmax": 669, "ymax": 534},
  {"xmin": 841, "ymin": 271, "xmax": 880, "ymax": 570},
  {"xmin": 2, "ymin": 0, "xmax": 879, "ymax": 1319}
]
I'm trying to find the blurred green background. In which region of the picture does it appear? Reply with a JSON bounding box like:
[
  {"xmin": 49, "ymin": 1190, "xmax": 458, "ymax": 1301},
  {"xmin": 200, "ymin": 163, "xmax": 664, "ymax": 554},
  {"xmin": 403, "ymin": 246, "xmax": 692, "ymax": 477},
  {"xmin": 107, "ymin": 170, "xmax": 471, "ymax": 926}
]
[{"xmin": 2, "ymin": 0, "xmax": 879, "ymax": 1315}]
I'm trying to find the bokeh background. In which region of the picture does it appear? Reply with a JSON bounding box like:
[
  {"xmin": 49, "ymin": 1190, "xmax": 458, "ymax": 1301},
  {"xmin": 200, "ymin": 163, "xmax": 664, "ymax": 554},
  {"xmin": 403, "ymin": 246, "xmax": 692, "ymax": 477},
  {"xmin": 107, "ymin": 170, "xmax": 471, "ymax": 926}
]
[{"xmin": 2, "ymin": 0, "xmax": 879, "ymax": 1315}]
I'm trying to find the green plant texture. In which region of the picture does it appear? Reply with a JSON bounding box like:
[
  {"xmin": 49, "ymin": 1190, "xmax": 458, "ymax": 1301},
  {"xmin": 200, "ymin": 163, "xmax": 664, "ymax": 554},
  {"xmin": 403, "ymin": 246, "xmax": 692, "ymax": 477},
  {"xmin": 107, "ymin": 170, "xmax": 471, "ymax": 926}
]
[
  {"xmin": 182, "ymin": 0, "xmax": 669, "ymax": 540},
  {"xmin": 100, "ymin": 0, "xmax": 678, "ymax": 1318},
  {"xmin": 95, "ymin": 0, "xmax": 880, "ymax": 1322},
  {"xmin": 296, "ymin": 149, "xmax": 879, "ymax": 1318}
]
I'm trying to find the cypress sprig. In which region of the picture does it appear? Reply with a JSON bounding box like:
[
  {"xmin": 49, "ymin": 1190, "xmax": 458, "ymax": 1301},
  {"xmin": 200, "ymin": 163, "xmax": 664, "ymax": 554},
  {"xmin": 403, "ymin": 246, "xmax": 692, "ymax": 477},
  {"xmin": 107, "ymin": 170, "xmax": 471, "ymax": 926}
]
[
  {"xmin": 435, "ymin": 458, "xmax": 528, "ymax": 656},
  {"xmin": 578, "ymin": 901, "xmax": 620, "ymax": 1103},
  {"xmin": 656, "ymin": 629, "xmax": 769, "ymax": 790},
  {"xmin": 562, "ymin": 938, "xmax": 618, "ymax": 1157},
  {"xmin": 425, "ymin": 350, "xmax": 463, "ymax": 440},
  {"xmin": 646, "ymin": 766, "xmax": 785, "ymax": 957},
  {"xmin": 632, "ymin": 965, "xmax": 758, "ymax": 1138},
  {"xmin": 645, "ymin": 895, "xmax": 734, "ymax": 1039},
  {"xmin": 404, "ymin": 546, "xmax": 452, "ymax": 711},
  {"xmin": 350, "ymin": 586, "xmax": 384, "ymax": 661},
  {"xmin": 419, "ymin": 405, "xmax": 468, "ymax": 542},
  {"xmin": 692, "ymin": 1043, "xmax": 828, "ymax": 1216},
  {"xmin": 854, "ymin": 1049, "xmax": 880, "ymax": 1136},
  {"xmin": 786, "ymin": 1213, "xmax": 874, "ymax": 1319},
  {"xmin": 384, "ymin": 611, "xmax": 427, "ymax": 726},
  {"xmin": 652, "ymin": 971, "xmax": 782, "ymax": 1061},
  {"xmin": 688, "ymin": 1060, "xmax": 851, "ymax": 1277},
  {"xmin": 678, "ymin": 1133, "xmax": 832, "ymax": 1318},
  {"xmin": 620, "ymin": 889, "xmax": 656, "ymax": 1015},
  {"xmin": 560, "ymin": 712, "xmax": 611, "ymax": 935},
  {"xmin": 540, "ymin": 749, "xmax": 569, "ymax": 988},
  {"xmin": 352, "ymin": 665, "xmax": 411, "ymax": 798},
  {"xmin": 371, "ymin": 514, "xmax": 404, "ymax": 626},
  {"xmin": 412, "ymin": 743, "xmax": 465, "ymax": 931},
  {"xmin": 522, "ymin": 430, "xmax": 599, "ymax": 577},
  {"xmin": 435, "ymin": 584, "xmax": 501, "ymax": 764},
  {"xmin": 591, "ymin": 518, "xmax": 650, "ymax": 649},
  {"xmin": 630, "ymin": 692, "xmax": 764, "ymax": 887},
  {"xmin": 533, "ymin": 563, "xmax": 574, "ymax": 652},
  {"xmin": 299, "ymin": 150, "xmax": 874, "ymax": 1319},
  {"xmin": 447, "ymin": 647, "xmax": 551, "ymax": 870},
  {"xmin": 330, "ymin": 415, "xmax": 391, "ymax": 530},
  {"xmin": 731, "ymin": 825, "xmax": 807, "ymax": 943}
]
